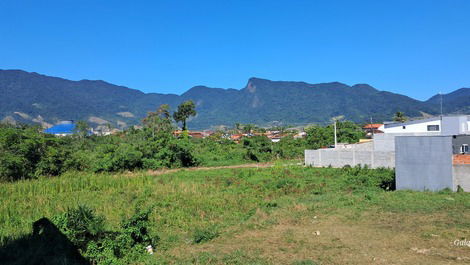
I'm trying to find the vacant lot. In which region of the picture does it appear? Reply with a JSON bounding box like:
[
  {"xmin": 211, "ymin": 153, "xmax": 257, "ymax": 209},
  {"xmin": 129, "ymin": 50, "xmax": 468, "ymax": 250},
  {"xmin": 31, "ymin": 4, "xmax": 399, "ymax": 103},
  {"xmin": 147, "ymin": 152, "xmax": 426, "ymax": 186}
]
[{"xmin": 1, "ymin": 164, "xmax": 469, "ymax": 264}]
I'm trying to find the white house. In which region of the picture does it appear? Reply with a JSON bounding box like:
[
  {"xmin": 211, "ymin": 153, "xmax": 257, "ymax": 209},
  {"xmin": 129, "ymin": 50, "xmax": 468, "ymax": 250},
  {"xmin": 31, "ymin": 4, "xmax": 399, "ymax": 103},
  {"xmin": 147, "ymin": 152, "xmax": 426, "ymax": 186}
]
[{"xmin": 382, "ymin": 115, "xmax": 470, "ymax": 135}]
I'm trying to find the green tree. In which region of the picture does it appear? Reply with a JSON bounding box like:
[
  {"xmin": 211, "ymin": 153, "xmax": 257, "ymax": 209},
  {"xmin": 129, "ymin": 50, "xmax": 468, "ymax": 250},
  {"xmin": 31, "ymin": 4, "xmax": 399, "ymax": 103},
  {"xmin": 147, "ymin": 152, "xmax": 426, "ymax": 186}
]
[
  {"xmin": 305, "ymin": 121, "xmax": 364, "ymax": 149},
  {"xmin": 305, "ymin": 125, "xmax": 333, "ymax": 149},
  {"xmin": 173, "ymin": 100, "xmax": 197, "ymax": 131},
  {"xmin": 242, "ymin": 124, "xmax": 255, "ymax": 134},
  {"xmin": 74, "ymin": 121, "xmax": 90, "ymax": 138},
  {"xmin": 142, "ymin": 104, "xmax": 174, "ymax": 138},
  {"xmin": 234, "ymin": 123, "xmax": 241, "ymax": 131},
  {"xmin": 241, "ymin": 136, "xmax": 273, "ymax": 162},
  {"xmin": 393, "ymin": 111, "xmax": 408, "ymax": 123}
]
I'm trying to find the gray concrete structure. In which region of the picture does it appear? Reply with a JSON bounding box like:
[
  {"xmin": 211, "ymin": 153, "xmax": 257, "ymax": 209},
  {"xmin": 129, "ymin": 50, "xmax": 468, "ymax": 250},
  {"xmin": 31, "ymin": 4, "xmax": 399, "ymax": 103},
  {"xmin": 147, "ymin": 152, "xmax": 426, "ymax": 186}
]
[
  {"xmin": 395, "ymin": 136, "xmax": 453, "ymax": 191},
  {"xmin": 453, "ymin": 165, "xmax": 470, "ymax": 191},
  {"xmin": 442, "ymin": 116, "xmax": 469, "ymax": 136},
  {"xmin": 373, "ymin": 133, "xmax": 439, "ymax": 152},
  {"xmin": 452, "ymin": 135, "xmax": 470, "ymax": 154},
  {"xmin": 395, "ymin": 135, "xmax": 470, "ymax": 192}
]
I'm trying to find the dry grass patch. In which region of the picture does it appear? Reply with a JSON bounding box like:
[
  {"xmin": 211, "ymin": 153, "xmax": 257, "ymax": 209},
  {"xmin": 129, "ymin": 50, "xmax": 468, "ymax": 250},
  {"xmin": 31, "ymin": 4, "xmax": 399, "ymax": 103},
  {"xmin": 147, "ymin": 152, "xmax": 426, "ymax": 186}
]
[{"xmin": 167, "ymin": 209, "xmax": 470, "ymax": 265}]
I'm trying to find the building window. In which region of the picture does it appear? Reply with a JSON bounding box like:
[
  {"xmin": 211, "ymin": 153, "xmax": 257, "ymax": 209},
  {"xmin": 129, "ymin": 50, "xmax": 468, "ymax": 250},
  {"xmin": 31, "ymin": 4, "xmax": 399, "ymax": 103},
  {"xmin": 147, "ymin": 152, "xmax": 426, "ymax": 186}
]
[
  {"xmin": 402, "ymin": 126, "xmax": 406, "ymax": 129},
  {"xmin": 461, "ymin": 144, "xmax": 469, "ymax": 154},
  {"xmin": 427, "ymin": 125, "xmax": 440, "ymax": 131}
]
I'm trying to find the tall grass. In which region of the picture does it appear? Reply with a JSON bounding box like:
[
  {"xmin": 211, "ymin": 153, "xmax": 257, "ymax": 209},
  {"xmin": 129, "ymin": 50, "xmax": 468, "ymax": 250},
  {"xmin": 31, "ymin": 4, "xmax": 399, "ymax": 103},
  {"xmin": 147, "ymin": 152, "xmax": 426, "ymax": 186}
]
[{"xmin": 1, "ymin": 165, "xmax": 469, "ymax": 263}]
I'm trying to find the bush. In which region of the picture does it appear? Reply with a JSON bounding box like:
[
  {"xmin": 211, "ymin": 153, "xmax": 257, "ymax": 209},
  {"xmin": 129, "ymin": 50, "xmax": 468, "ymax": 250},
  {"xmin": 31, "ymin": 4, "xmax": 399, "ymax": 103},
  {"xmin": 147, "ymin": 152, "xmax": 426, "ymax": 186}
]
[
  {"xmin": 168, "ymin": 139, "xmax": 200, "ymax": 167},
  {"xmin": 92, "ymin": 144, "xmax": 143, "ymax": 172},
  {"xmin": 0, "ymin": 126, "xmax": 46, "ymax": 180},
  {"xmin": 193, "ymin": 226, "xmax": 219, "ymax": 244},
  {"xmin": 273, "ymin": 136, "xmax": 306, "ymax": 159},
  {"xmin": 341, "ymin": 166, "xmax": 395, "ymax": 191},
  {"xmin": 52, "ymin": 205, "xmax": 106, "ymax": 250},
  {"xmin": 52, "ymin": 205, "xmax": 157, "ymax": 265},
  {"xmin": 119, "ymin": 208, "xmax": 156, "ymax": 249},
  {"xmin": 0, "ymin": 152, "xmax": 27, "ymax": 181},
  {"xmin": 242, "ymin": 136, "xmax": 273, "ymax": 162},
  {"xmin": 35, "ymin": 145, "xmax": 69, "ymax": 176}
]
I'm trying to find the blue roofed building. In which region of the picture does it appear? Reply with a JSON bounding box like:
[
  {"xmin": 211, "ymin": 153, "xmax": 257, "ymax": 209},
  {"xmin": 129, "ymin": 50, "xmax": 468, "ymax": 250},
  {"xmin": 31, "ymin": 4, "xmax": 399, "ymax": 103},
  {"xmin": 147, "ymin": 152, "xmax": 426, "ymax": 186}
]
[{"xmin": 43, "ymin": 120, "xmax": 76, "ymax": 136}]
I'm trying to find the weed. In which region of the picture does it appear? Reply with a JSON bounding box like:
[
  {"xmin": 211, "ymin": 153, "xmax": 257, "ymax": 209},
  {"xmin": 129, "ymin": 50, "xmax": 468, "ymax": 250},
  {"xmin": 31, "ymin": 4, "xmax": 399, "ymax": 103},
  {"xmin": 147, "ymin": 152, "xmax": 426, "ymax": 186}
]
[{"xmin": 192, "ymin": 226, "xmax": 220, "ymax": 244}]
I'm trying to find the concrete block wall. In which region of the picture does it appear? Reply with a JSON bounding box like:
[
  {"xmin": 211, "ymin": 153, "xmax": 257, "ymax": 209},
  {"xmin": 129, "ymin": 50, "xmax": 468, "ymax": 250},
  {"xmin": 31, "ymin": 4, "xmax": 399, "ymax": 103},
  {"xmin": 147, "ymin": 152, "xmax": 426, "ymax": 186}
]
[
  {"xmin": 452, "ymin": 153, "xmax": 470, "ymax": 192},
  {"xmin": 453, "ymin": 165, "xmax": 470, "ymax": 192},
  {"xmin": 338, "ymin": 141, "xmax": 374, "ymax": 151},
  {"xmin": 304, "ymin": 149, "xmax": 394, "ymax": 168},
  {"xmin": 304, "ymin": 149, "xmax": 316, "ymax": 166}
]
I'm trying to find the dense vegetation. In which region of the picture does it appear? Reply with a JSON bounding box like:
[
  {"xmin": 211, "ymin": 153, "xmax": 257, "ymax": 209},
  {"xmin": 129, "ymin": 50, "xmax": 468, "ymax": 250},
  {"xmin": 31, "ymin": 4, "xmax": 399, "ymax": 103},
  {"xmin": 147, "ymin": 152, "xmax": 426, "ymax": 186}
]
[
  {"xmin": 3, "ymin": 70, "xmax": 466, "ymax": 129},
  {"xmin": 0, "ymin": 116, "xmax": 365, "ymax": 182},
  {"xmin": 1, "ymin": 165, "xmax": 468, "ymax": 264}
]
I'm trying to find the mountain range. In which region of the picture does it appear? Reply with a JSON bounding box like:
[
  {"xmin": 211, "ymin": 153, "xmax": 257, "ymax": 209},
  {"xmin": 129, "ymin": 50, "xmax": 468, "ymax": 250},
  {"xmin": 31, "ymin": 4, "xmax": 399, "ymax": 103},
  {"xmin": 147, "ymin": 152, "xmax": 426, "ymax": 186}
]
[{"xmin": 1, "ymin": 69, "xmax": 469, "ymax": 129}]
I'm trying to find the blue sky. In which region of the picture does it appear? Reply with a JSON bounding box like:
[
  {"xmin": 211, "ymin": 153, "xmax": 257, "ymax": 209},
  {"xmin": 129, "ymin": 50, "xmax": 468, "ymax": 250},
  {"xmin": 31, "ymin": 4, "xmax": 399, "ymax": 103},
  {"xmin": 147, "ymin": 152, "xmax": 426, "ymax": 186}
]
[{"xmin": 1, "ymin": 0, "xmax": 469, "ymax": 100}]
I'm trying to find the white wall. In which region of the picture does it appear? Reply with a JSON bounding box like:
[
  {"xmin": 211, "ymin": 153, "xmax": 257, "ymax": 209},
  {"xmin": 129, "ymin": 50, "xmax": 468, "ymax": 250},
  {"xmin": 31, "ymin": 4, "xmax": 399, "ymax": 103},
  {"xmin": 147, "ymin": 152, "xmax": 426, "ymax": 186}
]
[
  {"xmin": 305, "ymin": 149, "xmax": 395, "ymax": 168},
  {"xmin": 383, "ymin": 120, "xmax": 441, "ymax": 134}
]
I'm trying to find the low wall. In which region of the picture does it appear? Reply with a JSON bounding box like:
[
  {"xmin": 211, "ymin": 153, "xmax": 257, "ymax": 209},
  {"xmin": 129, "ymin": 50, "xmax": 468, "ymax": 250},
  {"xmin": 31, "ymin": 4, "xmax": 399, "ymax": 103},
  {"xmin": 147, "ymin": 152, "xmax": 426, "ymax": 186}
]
[
  {"xmin": 305, "ymin": 149, "xmax": 395, "ymax": 168},
  {"xmin": 453, "ymin": 165, "xmax": 470, "ymax": 192}
]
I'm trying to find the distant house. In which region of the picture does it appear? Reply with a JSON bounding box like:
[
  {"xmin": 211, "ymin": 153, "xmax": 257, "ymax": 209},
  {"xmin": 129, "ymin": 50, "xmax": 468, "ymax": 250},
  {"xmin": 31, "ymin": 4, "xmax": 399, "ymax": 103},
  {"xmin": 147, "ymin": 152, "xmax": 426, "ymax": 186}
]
[
  {"xmin": 293, "ymin": 131, "xmax": 307, "ymax": 139},
  {"xmin": 268, "ymin": 135, "xmax": 282, "ymax": 143},
  {"xmin": 173, "ymin": 130, "xmax": 206, "ymax": 139},
  {"xmin": 363, "ymin": 123, "xmax": 384, "ymax": 137},
  {"xmin": 189, "ymin": 131, "xmax": 204, "ymax": 139},
  {"xmin": 43, "ymin": 121, "xmax": 76, "ymax": 136},
  {"xmin": 202, "ymin": 130, "xmax": 214, "ymax": 137},
  {"xmin": 382, "ymin": 115, "xmax": 470, "ymax": 135},
  {"xmin": 230, "ymin": 134, "xmax": 243, "ymax": 141}
]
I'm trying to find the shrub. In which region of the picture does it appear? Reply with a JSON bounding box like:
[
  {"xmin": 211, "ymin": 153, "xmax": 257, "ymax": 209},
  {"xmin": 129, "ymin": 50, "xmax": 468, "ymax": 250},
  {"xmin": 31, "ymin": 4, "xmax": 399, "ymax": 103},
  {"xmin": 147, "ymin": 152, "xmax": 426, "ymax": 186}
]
[
  {"xmin": 168, "ymin": 139, "xmax": 200, "ymax": 167},
  {"xmin": 193, "ymin": 227, "xmax": 219, "ymax": 244},
  {"xmin": 0, "ymin": 125, "xmax": 47, "ymax": 180},
  {"xmin": 35, "ymin": 145, "xmax": 69, "ymax": 176},
  {"xmin": 92, "ymin": 144, "xmax": 143, "ymax": 172},
  {"xmin": 273, "ymin": 136, "xmax": 306, "ymax": 159},
  {"xmin": 0, "ymin": 152, "xmax": 27, "ymax": 181},
  {"xmin": 119, "ymin": 208, "xmax": 156, "ymax": 249},
  {"xmin": 52, "ymin": 205, "xmax": 157, "ymax": 265},
  {"xmin": 242, "ymin": 136, "xmax": 273, "ymax": 162},
  {"xmin": 341, "ymin": 166, "xmax": 395, "ymax": 191},
  {"xmin": 52, "ymin": 205, "xmax": 106, "ymax": 250}
]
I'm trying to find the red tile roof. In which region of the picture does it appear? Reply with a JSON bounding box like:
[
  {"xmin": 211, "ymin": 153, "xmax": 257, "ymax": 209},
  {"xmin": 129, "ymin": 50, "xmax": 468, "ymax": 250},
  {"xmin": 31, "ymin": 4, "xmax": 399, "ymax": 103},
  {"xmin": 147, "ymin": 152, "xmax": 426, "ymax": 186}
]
[{"xmin": 363, "ymin": 124, "xmax": 383, "ymax": 129}]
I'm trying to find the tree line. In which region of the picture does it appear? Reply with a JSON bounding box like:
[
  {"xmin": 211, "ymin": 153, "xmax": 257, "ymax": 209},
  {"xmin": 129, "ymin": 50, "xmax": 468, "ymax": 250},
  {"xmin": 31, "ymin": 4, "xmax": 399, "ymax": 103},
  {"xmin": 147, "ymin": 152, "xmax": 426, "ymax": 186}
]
[{"xmin": 0, "ymin": 100, "xmax": 366, "ymax": 182}]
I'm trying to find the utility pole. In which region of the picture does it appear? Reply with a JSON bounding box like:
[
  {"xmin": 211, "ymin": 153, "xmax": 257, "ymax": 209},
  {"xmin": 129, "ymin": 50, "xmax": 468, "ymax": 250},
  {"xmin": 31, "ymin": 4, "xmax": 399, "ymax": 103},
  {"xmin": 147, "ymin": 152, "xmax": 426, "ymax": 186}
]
[
  {"xmin": 370, "ymin": 116, "xmax": 374, "ymax": 137},
  {"xmin": 440, "ymin": 92, "xmax": 443, "ymax": 116},
  {"xmin": 334, "ymin": 120, "xmax": 337, "ymax": 148}
]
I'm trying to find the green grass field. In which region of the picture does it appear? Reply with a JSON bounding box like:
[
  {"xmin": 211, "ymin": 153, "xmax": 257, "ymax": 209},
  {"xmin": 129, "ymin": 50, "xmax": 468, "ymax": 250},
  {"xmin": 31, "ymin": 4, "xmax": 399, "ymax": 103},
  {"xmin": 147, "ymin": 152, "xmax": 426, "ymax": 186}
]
[{"xmin": 1, "ymin": 164, "xmax": 469, "ymax": 264}]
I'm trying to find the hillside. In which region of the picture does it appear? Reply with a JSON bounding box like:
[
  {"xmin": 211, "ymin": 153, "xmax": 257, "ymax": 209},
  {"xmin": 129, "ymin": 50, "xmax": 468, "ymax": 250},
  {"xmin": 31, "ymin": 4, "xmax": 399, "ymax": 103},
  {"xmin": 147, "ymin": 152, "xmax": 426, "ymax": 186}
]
[
  {"xmin": 1, "ymin": 70, "xmax": 468, "ymax": 129},
  {"xmin": 426, "ymin": 88, "xmax": 470, "ymax": 114}
]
